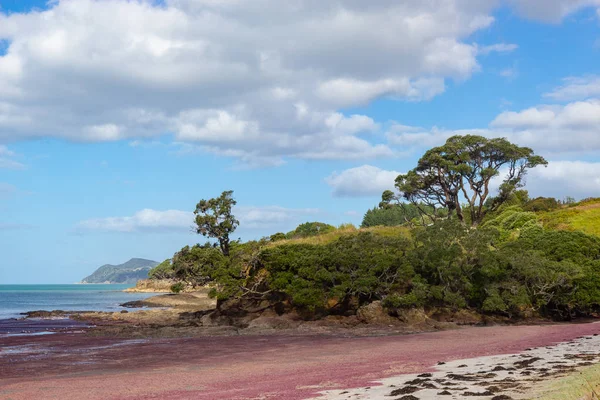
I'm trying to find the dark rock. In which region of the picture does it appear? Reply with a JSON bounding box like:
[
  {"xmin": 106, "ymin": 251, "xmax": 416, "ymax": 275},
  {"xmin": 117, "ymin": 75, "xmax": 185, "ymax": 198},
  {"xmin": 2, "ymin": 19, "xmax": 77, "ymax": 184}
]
[{"xmin": 389, "ymin": 386, "xmax": 421, "ymax": 396}]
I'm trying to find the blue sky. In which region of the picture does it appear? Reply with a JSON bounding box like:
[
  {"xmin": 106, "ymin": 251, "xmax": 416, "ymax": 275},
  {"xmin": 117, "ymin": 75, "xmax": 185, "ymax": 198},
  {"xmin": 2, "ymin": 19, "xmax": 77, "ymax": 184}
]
[{"xmin": 0, "ymin": 0, "xmax": 599, "ymax": 283}]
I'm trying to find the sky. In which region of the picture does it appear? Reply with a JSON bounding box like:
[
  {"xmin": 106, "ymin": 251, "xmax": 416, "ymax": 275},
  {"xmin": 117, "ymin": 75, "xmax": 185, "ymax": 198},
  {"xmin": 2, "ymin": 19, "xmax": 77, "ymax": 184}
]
[{"xmin": 0, "ymin": 0, "xmax": 599, "ymax": 283}]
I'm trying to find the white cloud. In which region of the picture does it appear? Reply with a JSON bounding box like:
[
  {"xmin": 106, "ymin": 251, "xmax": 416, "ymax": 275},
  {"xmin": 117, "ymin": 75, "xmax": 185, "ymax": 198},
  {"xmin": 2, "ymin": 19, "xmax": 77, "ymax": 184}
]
[
  {"xmin": 0, "ymin": 1, "xmax": 596, "ymax": 166},
  {"xmin": 0, "ymin": 145, "xmax": 24, "ymax": 169},
  {"xmin": 389, "ymin": 99, "xmax": 600, "ymax": 156},
  {"xmin": 0, "ymin": 0, "xmax": 498, "ymax": 165},
  {"xmin": 545, "ymin": 75, "xmax": 600, "ymax": 101},
  {"xmin": 518, "ymin": 161, "xmax": 600, "ymax": 199},
  {"xmin": 76, "ymin": 209, "xmax": 194, "ymax": 233},
  {"xmin": 316, "ymin": 77, "xmax": 446, "ymax": 107},
  {"xmin": 326, "ymin": 165, "xmax": 401, "ymax": 197},
  {"xmin": 491, "ymin": 107, "xmax": 557, "ymax": 128},
  {"xmin": 507, "ymin": 0, "xmax": 600, "ymax": 23},
  {"xmin": 530, "ymin": 161, "xmax": 600, "ymax": 193},
  {"xmin": 478, "ymin": 43, "xmax": 519, "ymax": 55},
  {"xmin": 236, "ymin": 206, "xmax": 321, "ymax": 230},
  {"xmin": 75, "ymin": 206, "xmax": 322, "ymax": 234}
]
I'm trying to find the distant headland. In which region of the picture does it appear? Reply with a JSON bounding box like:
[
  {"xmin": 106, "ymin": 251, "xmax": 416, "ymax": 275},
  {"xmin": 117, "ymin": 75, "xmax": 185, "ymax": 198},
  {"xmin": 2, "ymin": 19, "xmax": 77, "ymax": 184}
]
[{"xmin": 80, "ymin": 258, "xmax": 158, "ymax": 284}]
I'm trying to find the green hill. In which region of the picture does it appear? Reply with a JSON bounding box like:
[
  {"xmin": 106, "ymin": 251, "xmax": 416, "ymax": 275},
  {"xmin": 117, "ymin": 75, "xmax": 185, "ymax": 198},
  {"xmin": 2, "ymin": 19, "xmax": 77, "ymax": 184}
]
[
  {"xmin": 81, "ymin": 258, "xmax": 159, "ymax": 284},
  {"xmin": 540, "ymin": 199, "xmax": 600, "ymax": 238}
]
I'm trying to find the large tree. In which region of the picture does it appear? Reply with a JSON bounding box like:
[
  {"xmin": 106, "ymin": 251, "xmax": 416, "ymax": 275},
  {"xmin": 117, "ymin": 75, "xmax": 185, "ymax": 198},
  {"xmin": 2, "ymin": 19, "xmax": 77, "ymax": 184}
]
[
  {"xmin": 194, "ymin": 190, "xmax": 239, "ymax": 256},
  {"xmin": 389, "ymin": 135, "xmax": 547, "ymax": 226}
]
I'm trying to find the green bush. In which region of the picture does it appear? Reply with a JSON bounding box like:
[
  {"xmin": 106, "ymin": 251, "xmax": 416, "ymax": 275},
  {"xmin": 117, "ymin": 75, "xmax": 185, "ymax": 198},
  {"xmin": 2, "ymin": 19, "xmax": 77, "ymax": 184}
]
[
  {"xmin": 286, "ymin": 222, "xmax": 336, "ymax": 239},
  {"xmin": 261, "ymin": 231, "xmax": 413, "ymax": 312},
  {"xmin": 170, "ymin": 282, "xmax": 185, "ymax": 293},
  {"xmin": 269, "ymin": 232, "xmax": 287, "ymax": 242},
  {"xmin": 524, "ymin": 197, "xmax": 561, "ymax": 212}
]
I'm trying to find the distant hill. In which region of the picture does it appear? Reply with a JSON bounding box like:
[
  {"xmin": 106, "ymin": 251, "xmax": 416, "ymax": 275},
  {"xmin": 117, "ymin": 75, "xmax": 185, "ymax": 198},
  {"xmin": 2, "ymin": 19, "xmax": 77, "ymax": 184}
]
[{"xmin": 81, "ymin": 258, "xmax": 159, "ymax": 284}]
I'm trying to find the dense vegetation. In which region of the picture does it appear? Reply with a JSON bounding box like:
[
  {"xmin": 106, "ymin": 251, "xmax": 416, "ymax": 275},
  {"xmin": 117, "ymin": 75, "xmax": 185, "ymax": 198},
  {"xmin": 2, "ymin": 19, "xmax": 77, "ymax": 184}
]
[{"xmin": 149, "ymin": 136, "xmax": 600, "ymax": 321}]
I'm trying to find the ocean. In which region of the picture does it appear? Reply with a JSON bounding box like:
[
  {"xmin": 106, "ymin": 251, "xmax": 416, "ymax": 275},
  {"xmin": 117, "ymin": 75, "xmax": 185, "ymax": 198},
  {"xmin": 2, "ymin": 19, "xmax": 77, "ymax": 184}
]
[{"xmin": 0, "ymin": 284, "xmax": 155, "ymax": 320}]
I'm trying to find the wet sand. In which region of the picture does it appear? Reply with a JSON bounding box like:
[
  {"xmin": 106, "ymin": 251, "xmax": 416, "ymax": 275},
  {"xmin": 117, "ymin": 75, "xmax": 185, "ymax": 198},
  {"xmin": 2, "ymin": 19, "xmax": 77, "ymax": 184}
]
[
  {"xmin": 0, "ymin": 317, "xmax": 88, "ymax": 335},
  {"xmin": 1, "ymin": 321, "xmax": 600, "ymax": 399}
]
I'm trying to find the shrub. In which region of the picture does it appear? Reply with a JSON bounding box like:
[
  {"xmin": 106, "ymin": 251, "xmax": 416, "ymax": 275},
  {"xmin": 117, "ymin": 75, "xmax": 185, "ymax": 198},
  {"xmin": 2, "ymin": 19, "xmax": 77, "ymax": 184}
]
[
  {"xmin": 524, "ymin": 197, "xmax": 561, "ymax": 212},
  {"xmin": 269, "ymin": 232, "xmax": 287, "ymax": 242},
  {"xmin": 170, "ymin": 282, "xmax": 185, "ymax": 293},
  {"xmin": 261, "ymin": 231, "xmax": 413, "ymax": 312},
  {"xmin": 286, "ymin": 222, "xmax": 336, "ymax": 239}
]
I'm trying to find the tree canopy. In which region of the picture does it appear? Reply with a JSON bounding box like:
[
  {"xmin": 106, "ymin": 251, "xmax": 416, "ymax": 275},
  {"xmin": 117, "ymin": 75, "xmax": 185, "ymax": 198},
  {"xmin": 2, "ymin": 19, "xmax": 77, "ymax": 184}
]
[
  {"xmin": 194, "ymin": 190, "xmax": 239, "ymax": 256},
  {"xmin": 393, "ymin": 135, "xmax": 547, "ymax": 226}
]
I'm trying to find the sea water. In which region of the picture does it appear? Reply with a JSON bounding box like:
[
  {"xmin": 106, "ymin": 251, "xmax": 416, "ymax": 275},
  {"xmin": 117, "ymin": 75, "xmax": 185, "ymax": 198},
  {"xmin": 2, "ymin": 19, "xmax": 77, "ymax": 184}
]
[{"xmin": 0, "ymin": 284, "xmax": 155, "ymax": 320}]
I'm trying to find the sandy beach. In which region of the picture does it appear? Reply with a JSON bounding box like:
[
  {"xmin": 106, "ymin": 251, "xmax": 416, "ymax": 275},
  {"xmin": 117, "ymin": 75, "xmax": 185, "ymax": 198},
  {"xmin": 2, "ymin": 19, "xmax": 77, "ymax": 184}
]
[{"xmin": 2, "ymin": 321, "xmax": 600, "ymax": 399}]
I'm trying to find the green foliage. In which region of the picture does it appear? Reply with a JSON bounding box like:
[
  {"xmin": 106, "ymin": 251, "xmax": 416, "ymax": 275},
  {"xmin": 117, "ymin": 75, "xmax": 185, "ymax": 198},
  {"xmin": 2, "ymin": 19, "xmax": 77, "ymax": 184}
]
[
  {"xmin": 165, "ymin": 188, "xmax": 600, "ymax": 322},
  {"xmin": 148, "ymin": 259, "xmax": 175, "ymax": 280},
  {"xmin": 171, "ymin": 243, "xmax": 227, "ymax": 285},
  {"xmin": 361, "ymin": 204, "xmax": 427, "ymax": 227},
  {"xmin": 394, "ymin": 135, "xmax": 547, "ymax": 226},
  {"xmin": 524, "ymin": 197, "xmax": 561, "ymax": 212},
  {"xmin": 170, "ymin": 282, "xmax": 185, "ymax": 293},
  {"xmin": 269, "ymin": 232, "xmax": 287, "ymax": 242},
  {"xmin": 286, "ymin": 222, "xmax": 336, "ymax": 239},
  {"xmin": 194, "ymin": 190, "xmax": 239, "ymax": 256},
  {"xmin": 260, "ymin": 232, "xmax": 413, "ymax": 312}
]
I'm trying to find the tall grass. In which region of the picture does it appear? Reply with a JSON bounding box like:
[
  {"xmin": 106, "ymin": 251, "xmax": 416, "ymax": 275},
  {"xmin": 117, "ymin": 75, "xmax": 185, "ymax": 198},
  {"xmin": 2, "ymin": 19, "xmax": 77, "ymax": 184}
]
[
  {"xmin": 533, "ymin": 363, "xmax": 600, "ymax": 400},
  {"xmin": 541, "ymin": 199, "xmax": 600, "ymax": 238}
]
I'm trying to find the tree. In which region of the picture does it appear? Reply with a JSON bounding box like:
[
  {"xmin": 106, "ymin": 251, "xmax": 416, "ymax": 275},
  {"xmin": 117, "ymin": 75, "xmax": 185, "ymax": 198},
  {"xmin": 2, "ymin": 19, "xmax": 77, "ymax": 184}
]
[
  {"xmin": 392, "ymin": 135, "xmax": 547, "ymax": 226},
  {"xmin": 286, "ymin": 222, "xmax": 335, "ymax": 239},
  {"xmin": 362, "ymin": 202, "xmax": 428, "ymax": 227},
  {"xmin": 194, "ymin": 190, "xmax": 239, "ymax": 256}
]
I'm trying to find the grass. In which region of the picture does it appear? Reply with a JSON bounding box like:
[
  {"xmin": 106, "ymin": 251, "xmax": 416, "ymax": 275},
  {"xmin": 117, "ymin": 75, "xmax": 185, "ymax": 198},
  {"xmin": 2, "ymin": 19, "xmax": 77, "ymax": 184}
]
[
  {"xmin": 531, "ymin": 363, "xmax": 600, "ymax": 400},
  {"xmin": 266, "ymin": 225, "xmax": 412, "ymax": 248},
  {"xmin": 540, "ymin": 200, "xmax": 600, "ymax": 238}
]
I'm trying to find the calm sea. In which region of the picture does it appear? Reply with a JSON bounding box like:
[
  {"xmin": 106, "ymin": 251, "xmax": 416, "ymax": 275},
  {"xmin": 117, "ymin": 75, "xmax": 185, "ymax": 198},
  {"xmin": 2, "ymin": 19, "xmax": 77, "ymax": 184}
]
[{"xmin": 0, "ymin": 284, "xmax": 155, "ymax": 320}]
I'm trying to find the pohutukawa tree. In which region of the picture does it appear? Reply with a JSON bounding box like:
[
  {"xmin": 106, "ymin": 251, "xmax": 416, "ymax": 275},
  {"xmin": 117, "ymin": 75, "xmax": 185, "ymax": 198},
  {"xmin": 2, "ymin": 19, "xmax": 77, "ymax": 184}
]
[
  {"xmin": 385, "ymin": 135, "xmax": 547, "ymax": 226},
  {"xmin": 194, "ymin": 190, "xmax": 239, "ymax": 256}
]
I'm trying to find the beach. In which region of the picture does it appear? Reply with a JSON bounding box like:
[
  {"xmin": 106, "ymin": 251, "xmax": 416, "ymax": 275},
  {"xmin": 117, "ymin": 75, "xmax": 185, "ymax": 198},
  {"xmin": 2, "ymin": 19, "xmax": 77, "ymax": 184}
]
[{"xmin": 2, "ymin": 320, "xmax": 600, "ymax": 399}]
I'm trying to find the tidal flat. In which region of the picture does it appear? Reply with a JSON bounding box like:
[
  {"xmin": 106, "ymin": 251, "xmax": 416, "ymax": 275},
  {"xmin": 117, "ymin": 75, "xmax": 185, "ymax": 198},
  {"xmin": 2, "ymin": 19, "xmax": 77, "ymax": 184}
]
[{"xmin": 2, "ymin": 318, "xmax": 600, "ymax": 400}]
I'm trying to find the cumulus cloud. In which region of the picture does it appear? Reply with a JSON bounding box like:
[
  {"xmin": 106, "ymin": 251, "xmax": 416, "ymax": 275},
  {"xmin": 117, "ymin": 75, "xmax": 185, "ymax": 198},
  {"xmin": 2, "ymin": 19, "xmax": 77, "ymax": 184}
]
[
  {"xmin": 527, "ymin": 161, "xmax": 600, "ymax": 198},
  {"xmin": 0, "ymin": 0, "xmax": 503, "ymax": 165},
  {"xmin": 76, "ymin": 206, "xmax": 321, "ymax": 234},
  {"xmin": 388, "ymin": 99, "xmax": 600, "ymax": 156},
  {"xmin": 326, "ymin": 165, "xmax": 401, "ymax": 197},
  {"xmin": 0, "ymin": 1, "xmax": 596, "ymax": 166},
  {"xmin": 545, "ymin": 75, "xmax": 600, "ymax": 101}
]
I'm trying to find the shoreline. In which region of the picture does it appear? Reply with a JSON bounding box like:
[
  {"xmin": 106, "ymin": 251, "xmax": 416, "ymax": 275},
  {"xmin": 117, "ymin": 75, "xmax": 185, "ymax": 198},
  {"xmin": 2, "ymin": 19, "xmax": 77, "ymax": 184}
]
[
  {"xmin": 2, "ymin": 321, "xmax": 600, "ymax": 399},
  {"xmin": 314, "ymin": 333, "xmax": 600, "ymax": 399},
  {"xmin": 5, "ymin": 292, "xmax": 600, "ymax": 399}
]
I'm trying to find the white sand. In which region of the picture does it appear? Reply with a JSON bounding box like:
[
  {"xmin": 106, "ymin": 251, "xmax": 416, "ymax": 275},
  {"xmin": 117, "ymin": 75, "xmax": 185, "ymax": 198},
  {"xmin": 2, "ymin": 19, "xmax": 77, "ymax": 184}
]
[{"xmin": 313, "ymin": 334, "xmax": 600, "ymax": 400}]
